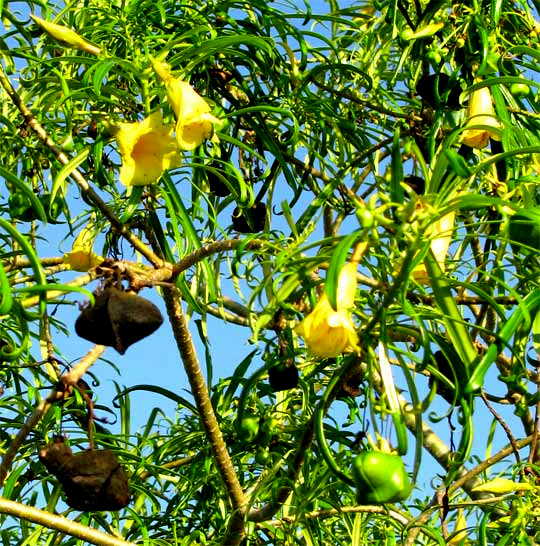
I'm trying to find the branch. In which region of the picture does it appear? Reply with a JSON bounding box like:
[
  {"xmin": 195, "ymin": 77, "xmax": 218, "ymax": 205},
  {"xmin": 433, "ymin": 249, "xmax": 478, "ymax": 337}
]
[
  {"xmin": 125, "ymin": 239, "xmax": 267, "ymax": 290},
  {"xmin": 247, "ymin": 414, "xmax": 317, "ymax": 523},
  {"xmin": 0, "ymin": 497, "xmax": 135, "ymax": 546},
  {"xmin": 161, "ymin": 287, "xmax": 247, "ymax": 511},
  {"xmin": 260, "ymin": 504, "xmax": 410, "ymax": 528}
]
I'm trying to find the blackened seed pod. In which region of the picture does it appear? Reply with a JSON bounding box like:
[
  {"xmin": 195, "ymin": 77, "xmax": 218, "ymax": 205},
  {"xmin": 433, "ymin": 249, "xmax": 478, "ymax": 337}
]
[
  {"xmin": 268, "ymin": 363, "xmax": 299, "ymax": 391},
  {"xmin": 75, "ymin": 287, "xmax": 163, "ymax": 354},
  {"xmin": 39, "ymin": 440, "xmax": 130, "ymax": 511},
  {"xmin": 74, "ymin": 289, "xmax": 117, "ymax": 348},
  {"xmin": 232, "ymin": 202, "xmax": 267, "ymax": 233},
  {"xmin": 106, "ymin": 288, "xmax": 163, "ymax": 354}
]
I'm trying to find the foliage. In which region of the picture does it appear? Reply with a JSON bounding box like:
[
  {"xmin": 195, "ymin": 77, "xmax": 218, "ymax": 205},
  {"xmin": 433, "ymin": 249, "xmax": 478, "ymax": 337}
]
[{"xmin": 1, "ymin": 0, "xmax": 540, "ymax": 544}]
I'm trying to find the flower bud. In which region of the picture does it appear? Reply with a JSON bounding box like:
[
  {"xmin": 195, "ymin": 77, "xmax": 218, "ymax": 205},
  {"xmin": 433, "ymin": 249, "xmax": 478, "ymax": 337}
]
[{"xmin": 31, "ymin": 15, "xmax": 101, "ymax": 56}]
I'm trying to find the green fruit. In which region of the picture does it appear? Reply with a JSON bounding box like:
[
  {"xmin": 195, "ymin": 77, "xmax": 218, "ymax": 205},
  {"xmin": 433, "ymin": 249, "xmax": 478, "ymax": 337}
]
[
  {"xmin": 352, "ymin": 451, "xmax": 411, "ymax": 504},
  {"xmin": 508, "ymin": 208, "xmax": 540, "ymax": 251},
  {"xmin": 8, "ymin": 193, "xmax": 31, "ymax": 218},
  {"xmin": 426, "ymin": 49, "xmax": 442, "ymax": 66},
  {"xmin": 255, "ymin": 449, "xmax": 271, "ymax": 465},
  {"xmin": 510, "ymin": 83, "xmax": 530, "ymax": 99},
  {"xmin": 237, "ymin": 416, "xmax": 260, "ymax": 442},
  {"xmin": 39, "ymin": 193, "xmax": 63, "ymax": 221},
  {"xmin": 259, "ymin": 416, "xmax": 278, "ymax": 445}
]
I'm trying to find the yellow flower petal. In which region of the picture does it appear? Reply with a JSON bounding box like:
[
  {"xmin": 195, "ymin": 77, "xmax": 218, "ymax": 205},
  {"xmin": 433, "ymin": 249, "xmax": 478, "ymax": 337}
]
[
  {"xmin": 461, "ymin": 84, "xmax": 501, "ymax": 148},
  {"xmin": 448, "ymin": 509, "xmax": 469, "ymax": 546},
  {"xmin": 336, "ymin": 262, "xmax": 358, "ymax": 309},
  {"xmin": 413, "ymin": 210, "xmax": 456, "ymax": 285},
  {"xmin": 296, "ymin": 295, "xmax": 359, "ymax": 358},
  {"xmin": 63, "ymin": 250, "xmax": 103, "ymax": 272},
  {"xmin": 152, "ymin": 62, "xmax": 221, "ymax": 151},
  {"xmin": 115, "ymin": 112, "xmax": 180, "ymax": 186},
  {"xmin": 430, "ymin": 210, "xmax": 456, "ymax": 264},
  {"xmin": 168, "ymin": 80, "xmax": 221, "ymax": 150},
  {"xmin": 30, "ymin": 14, "xmax": 101, "ymax": 55},
  {"xmin": 63, "ymin": 218, "xmax": 103, "ymax": 271}
]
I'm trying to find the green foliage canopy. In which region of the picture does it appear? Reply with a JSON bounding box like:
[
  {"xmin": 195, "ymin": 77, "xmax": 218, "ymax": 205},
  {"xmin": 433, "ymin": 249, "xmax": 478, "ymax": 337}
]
[{"xmin": 2, "ymin": 0, "xmax": 540, "ymax": 544}]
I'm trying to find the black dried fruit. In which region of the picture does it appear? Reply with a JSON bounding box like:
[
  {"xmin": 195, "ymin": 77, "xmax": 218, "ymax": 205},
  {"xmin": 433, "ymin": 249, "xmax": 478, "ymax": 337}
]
[
  {"xmin": 75, "ymin": 290, "xmax": 117, "ymax": 348},
  {"xmin": 268, "ymin": 363, "xmax": 299, "ymax": 391},
  {"xmin": 232, "ymin": 203, "xmax": 266, "ymax": 233},
  {"xmin": 403, "ymin": 175, "xmax": 426, "ymax": 195},
  {"xmin": 75, "ymin": 287, "xmax": 163, "ymax": 354},
  {"xmin": 207, "ymin": 169, "xmax": 231, "ymax": 196},
  {"xmin": 416, "ymin": 74, "xmax": 461, "ymax": 109},
  {"xmin": 429, "ymin": 350, "xmax": 457, "ymax": 404},
  {"xmin": 39, "ymin": 439, "xmax": 130, "ymax": 511}
]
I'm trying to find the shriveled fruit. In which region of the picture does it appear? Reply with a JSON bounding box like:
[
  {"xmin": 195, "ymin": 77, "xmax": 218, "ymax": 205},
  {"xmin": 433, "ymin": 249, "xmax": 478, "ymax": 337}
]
[
  {"xmin": 268, "ymin": 363, "xmax": 299, "ymax": 391},
  {"xmin": 39, "ymin": 439, "xmax": 130, "ymax": 511},
  {"xmin": 231, "ymin": 203, "xmax": 267, "ymax": 233},
  {"xmin": 75, "ymin": 286, "xmax": 163, "ymax": 354}
]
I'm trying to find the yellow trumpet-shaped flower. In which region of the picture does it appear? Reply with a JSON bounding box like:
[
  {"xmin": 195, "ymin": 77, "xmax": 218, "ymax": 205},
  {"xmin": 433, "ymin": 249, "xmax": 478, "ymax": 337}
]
[
  {"xmin": 448, "ymin": 509, "xmax": 469, "ymax": 546},
  {"xmin": 63, "ymin": 218, "xmax": 103, "ymax": 272},
  {"xmin": 30, "ymin": 14, "xmax": 101, "ymax": 56},
  {"xmin": 461, "ymin": 83, "xmax": 502, "ymax": 148},
  {"xmin": 153, "ymin": 61, "xmax": 221, "ymax": 150},
  {"xmin": 413, "ymin": 209, "xmax": 456, "ymax": 284},
  {"xmin": 296, "ymin": 262, "xmax": 359, "ymax": 358},
  {"xmin": 115, "ymin": 112, "xmax": 180, "ymax": 186}
]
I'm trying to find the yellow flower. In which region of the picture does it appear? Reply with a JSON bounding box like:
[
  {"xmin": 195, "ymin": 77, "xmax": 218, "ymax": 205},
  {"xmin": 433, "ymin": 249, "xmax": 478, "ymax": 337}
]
[
  {"xmin": 30, "ymin": 14, "xmax": 101, "ymax": 56},
  {"xmin": 413, "ymin": 210, "xmax": 456, "ymax": 284},
  {"xmin": 471, "ymin": 477, "xmax": 533, "ymax": 494},
  {"xmin": 448, "ymin": 509, "xmax": 469, "ymax": 546},
  {"xmin": 153, "ymin": 61, "xmax": 221, "ymax": 150},
  {"xmin": 296, "ymin": 262, "xmax": 359, "ymax": 358},
  {"xmin": 115, "ymin": 112, "xmax": 180, "ymax": 186},
  {"xmin": 461, "ymin": 83, "xmax": 502, "ymax": 148},
  {"xmin": 63, "ymin": 218, "xmax": 103, "ymax": 271}
]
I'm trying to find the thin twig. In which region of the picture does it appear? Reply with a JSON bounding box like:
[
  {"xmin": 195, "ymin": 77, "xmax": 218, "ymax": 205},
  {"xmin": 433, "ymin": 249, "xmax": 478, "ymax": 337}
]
[
  {"xmin": 481, "ymin": 390, "xmax": 521, "ymax": 464},
  {"xmin": 0, "ymin": 497, "xmax": 135, "ymax": 546},
  {"xmin": 259, "ymin": 504, "xmax": 410, "ymax": 528}
]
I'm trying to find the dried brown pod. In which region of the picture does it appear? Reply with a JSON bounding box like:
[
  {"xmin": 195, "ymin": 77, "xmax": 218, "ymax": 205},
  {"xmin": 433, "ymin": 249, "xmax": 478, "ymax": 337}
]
[
  {"xmin": 75, "ymin": 287, "xmax": 163, "ymax": 354},
  {"xmin": 429, "ymin": 350, "xmax": 458, "ymax": 404},
  {"xmin": 231, "ymin": 202, "xmax": 266, "ymax": 233},
  {"xmin": 268, "ymin": 363, "xmax": 299, "ymax": 391},
  {"xmin": 336, "ymin": 361, "xmax": 364, "ymax": 399},
  {"xmin": 39, "ymin": 439, "xmax": 130, "ymax": 511}
]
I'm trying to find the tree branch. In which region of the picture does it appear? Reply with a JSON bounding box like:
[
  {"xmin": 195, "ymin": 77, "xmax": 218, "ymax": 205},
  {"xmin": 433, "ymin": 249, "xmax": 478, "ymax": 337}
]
[
  {"xmin": 0, "ymin": 497, "xmax": 135, "ymax": 546},
  {"xmin": 0, "ymin": 345, "xmax": 106, "ymax": 488},
  {"xmin": 162, "ymin": 287, "xmax": 247, "ymax": 512}
]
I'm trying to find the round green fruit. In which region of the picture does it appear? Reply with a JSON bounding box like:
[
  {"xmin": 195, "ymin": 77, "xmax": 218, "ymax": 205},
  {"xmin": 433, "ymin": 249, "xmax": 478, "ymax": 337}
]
[
  {"xmin": 237, "ymin": 416, "xmax": 260, "ymax": 442},
  {"xmin": 352, "ymin": 451, "xmax": 411, "ymax": 504},
  {"xmin": 510, "ymin": 83, "xmax": 531, "ymax": 99},
  {"xmin": 255, "ymin": 449, "xmax": 271, "ymax": 465}
]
